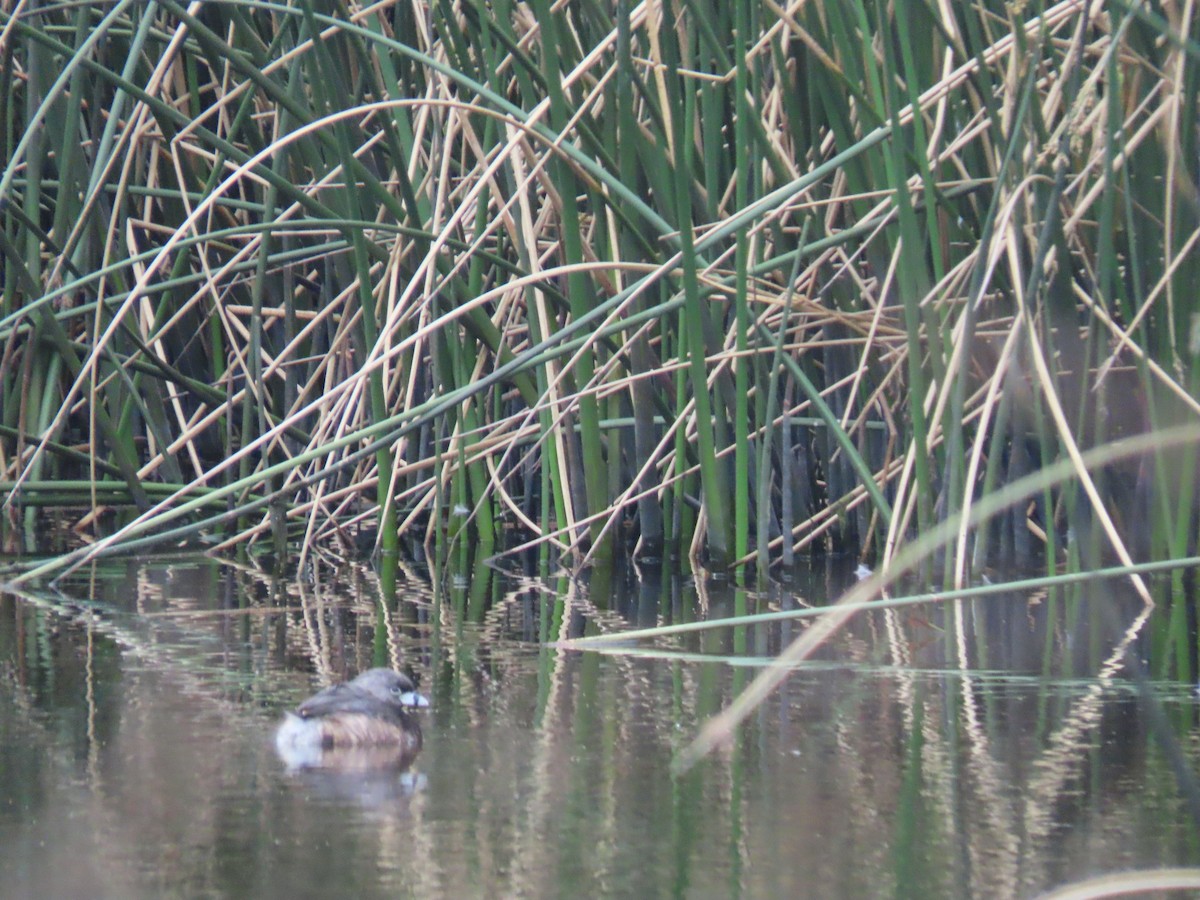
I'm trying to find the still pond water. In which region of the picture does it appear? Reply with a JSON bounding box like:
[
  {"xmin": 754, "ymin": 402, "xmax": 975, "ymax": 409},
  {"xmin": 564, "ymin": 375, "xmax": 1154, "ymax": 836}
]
[{"xmin": 2, "ymin": 555, "xmax": 1199, "ymax": 898}]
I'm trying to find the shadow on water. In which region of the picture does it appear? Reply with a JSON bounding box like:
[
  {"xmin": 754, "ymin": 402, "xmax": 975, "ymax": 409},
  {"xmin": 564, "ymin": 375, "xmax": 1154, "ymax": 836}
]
[{"xmin": 1, "ymin": 554, "xmax": 1200, "ymax": 898}]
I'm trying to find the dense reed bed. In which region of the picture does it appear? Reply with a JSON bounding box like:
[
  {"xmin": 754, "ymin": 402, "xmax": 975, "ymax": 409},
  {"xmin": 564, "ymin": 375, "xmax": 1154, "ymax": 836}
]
[{"xmin": 2, "ymin": 0, "xmax": 1199, "ymax": 586}]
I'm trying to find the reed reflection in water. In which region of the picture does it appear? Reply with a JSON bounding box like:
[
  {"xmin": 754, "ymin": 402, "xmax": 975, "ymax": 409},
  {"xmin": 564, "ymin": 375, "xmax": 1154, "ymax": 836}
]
[{"xmin": 0, "ymin": 557, "xmax": 1198, "ymax": 898}]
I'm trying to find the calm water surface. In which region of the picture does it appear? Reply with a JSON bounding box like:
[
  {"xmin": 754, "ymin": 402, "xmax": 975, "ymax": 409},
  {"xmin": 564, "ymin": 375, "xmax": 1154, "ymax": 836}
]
[{"xmin": 2, "ymin": 556, "xmax": 1199, "ymax": 898}]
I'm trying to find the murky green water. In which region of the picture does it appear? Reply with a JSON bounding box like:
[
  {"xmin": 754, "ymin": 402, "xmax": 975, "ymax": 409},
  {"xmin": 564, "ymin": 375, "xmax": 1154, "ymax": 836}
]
[{"xmin": 2, "ymin": 556, "xmax": 1199, "ymax": 898}]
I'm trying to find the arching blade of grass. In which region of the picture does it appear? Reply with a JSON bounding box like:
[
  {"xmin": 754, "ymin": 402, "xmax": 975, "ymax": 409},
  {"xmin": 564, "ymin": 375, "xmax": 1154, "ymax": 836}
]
[{"xmin": 674, "ymin": 425, "xmax": 1200, "ymax": 773}]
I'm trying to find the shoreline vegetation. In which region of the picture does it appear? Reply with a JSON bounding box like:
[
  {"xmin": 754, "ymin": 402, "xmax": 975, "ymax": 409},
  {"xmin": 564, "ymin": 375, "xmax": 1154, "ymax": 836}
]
[{"xmin": 2, "ymin": 1, "xmax": 1200, "ymax": 594}]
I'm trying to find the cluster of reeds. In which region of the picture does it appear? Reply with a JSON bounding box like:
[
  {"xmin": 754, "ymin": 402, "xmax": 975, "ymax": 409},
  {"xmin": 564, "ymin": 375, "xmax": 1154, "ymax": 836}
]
[{"xmin": 2, "ymin": 1, "xmax": 1199, "ymax": 583}]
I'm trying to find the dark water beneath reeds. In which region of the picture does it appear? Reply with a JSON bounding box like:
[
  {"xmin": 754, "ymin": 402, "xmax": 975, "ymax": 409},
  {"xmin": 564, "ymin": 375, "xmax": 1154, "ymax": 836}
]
[{"xmin": 2, "ymin": 555, "xmax": 1200, "ymax": 899}]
